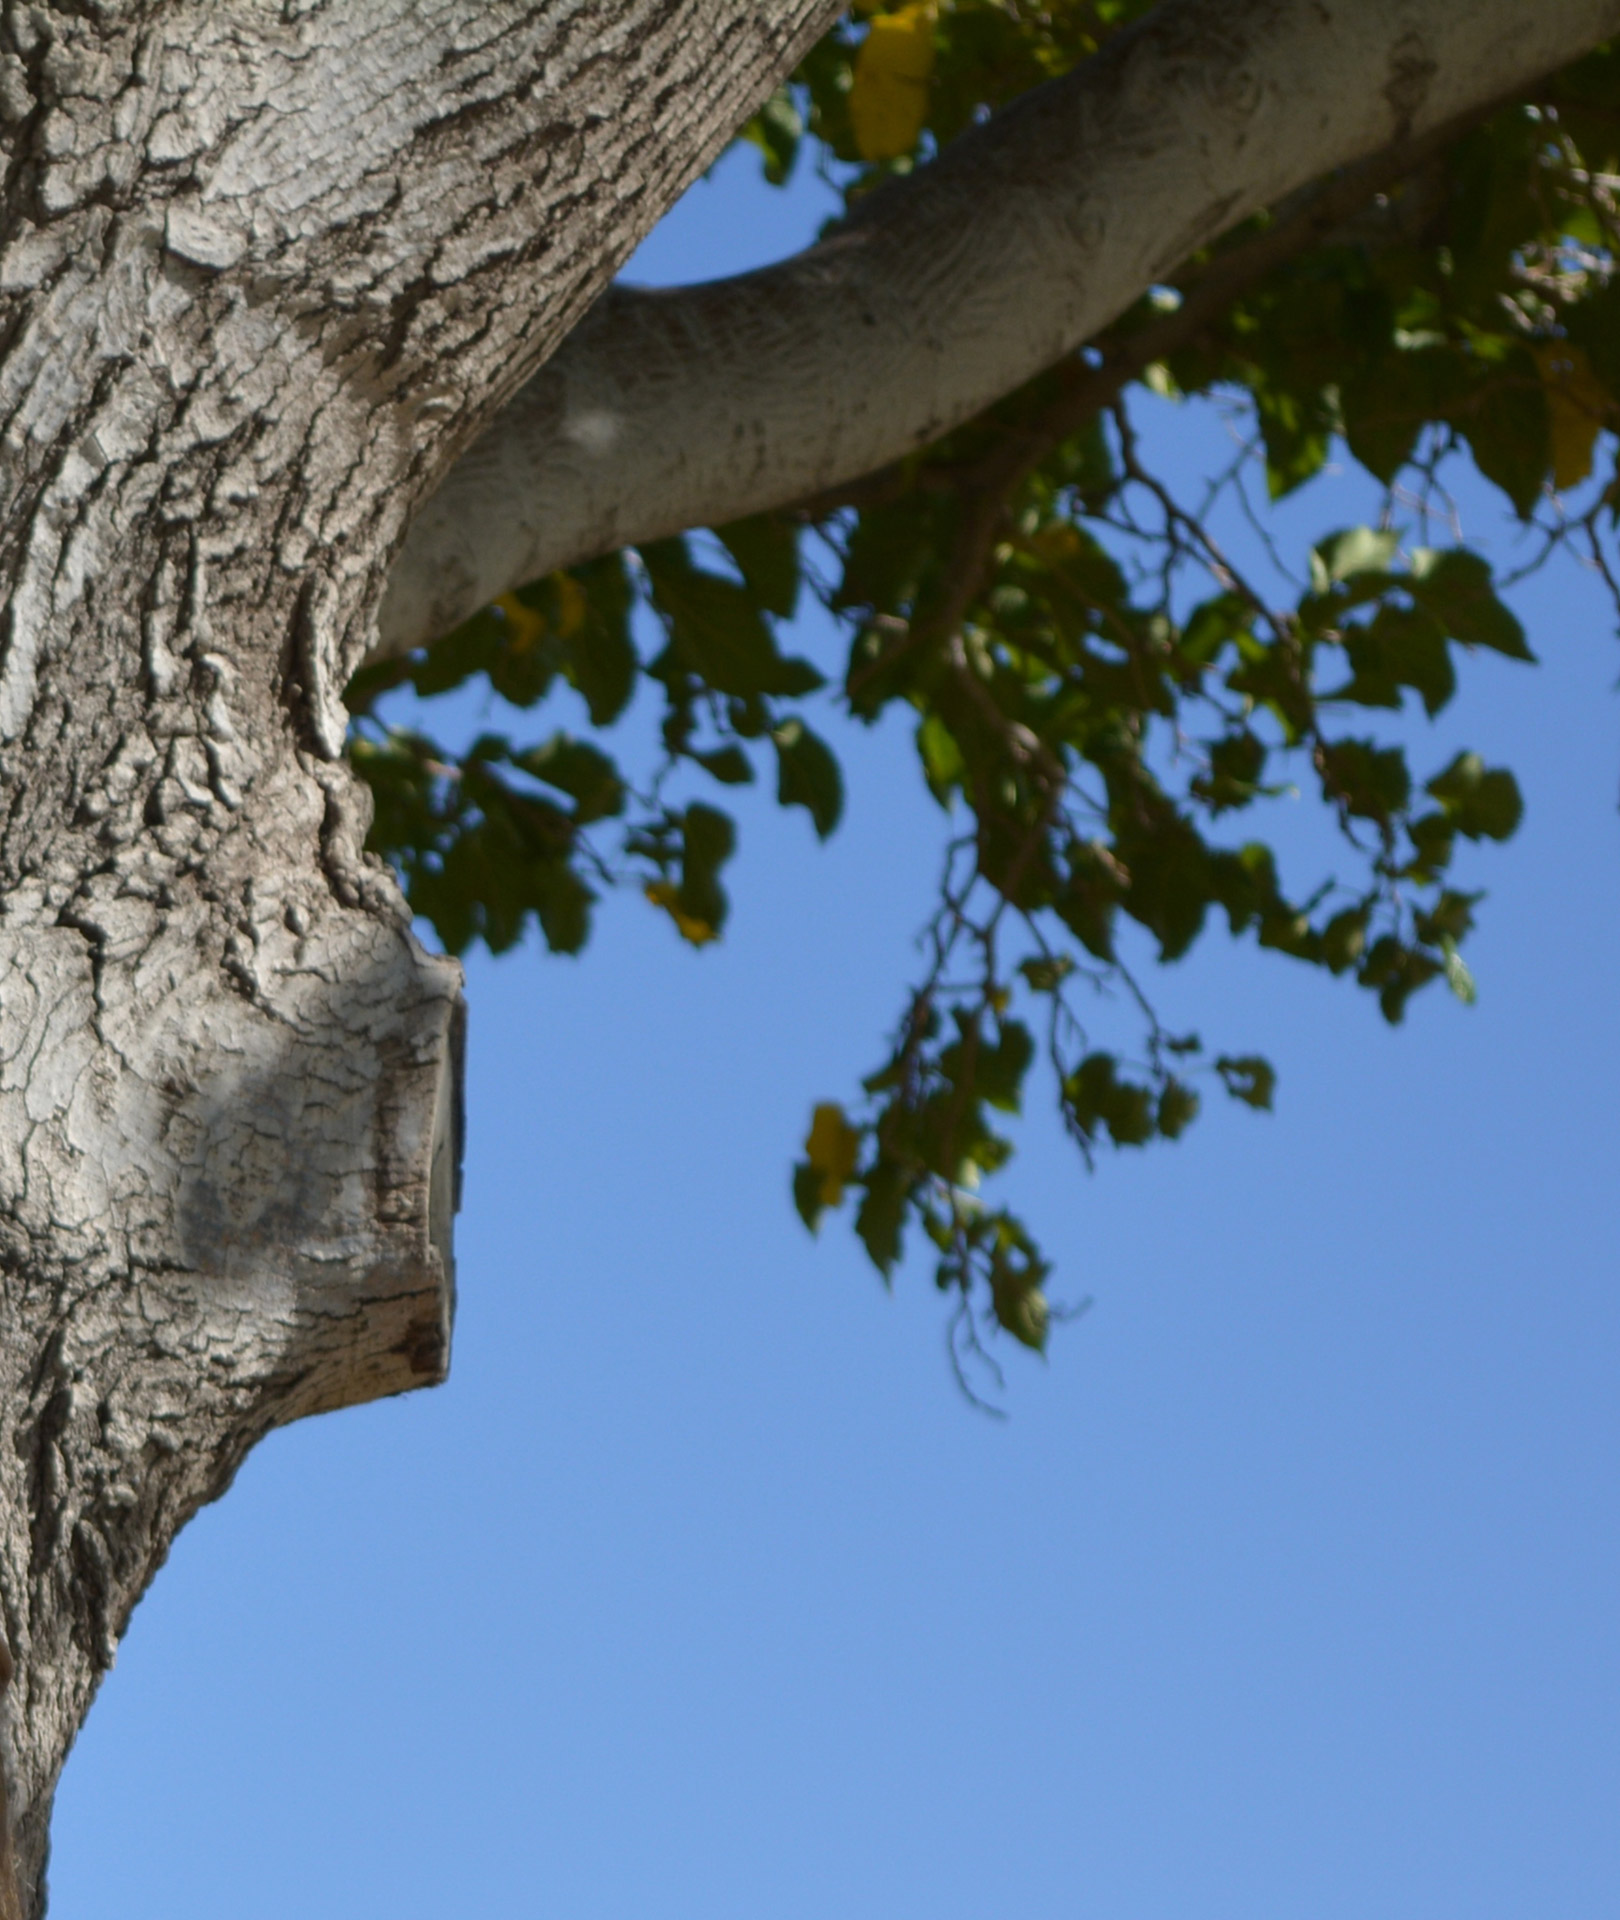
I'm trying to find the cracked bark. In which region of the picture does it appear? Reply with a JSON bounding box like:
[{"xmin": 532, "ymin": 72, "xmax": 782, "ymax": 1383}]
[
  {"xmin": 380, "ymin": 0, "xmax": 1620, "ymax": 653},
  {"xmin": 0, "ymin": 2, "xmax": 837, "ymax": 1912}
]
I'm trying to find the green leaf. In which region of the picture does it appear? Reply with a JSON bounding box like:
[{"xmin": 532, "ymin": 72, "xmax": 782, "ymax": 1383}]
[
  {"xmin": 1318, "ymin": 737, "xmax": 1411, "ymax": 824},
  {"xmin": 1113, "ymin": 810, "xmax": 1213, "ymax": 960},
  {"xmin": 715, "ymin": 514, "xmax": 801, "ymax": 619},
  {"xmin": 1441, "ymin": 936, "xmax": 1477, "ymax": 1006},
  {"xmin": 692, "ymin": 744, "xmax": 755, "ymax": 786},
  {"xmin": 855, "ymin": 1154, "xmax": 912, "ymax": 1276},
  {"xmin": 1018, "ymin": 954, "xmax": 1074, "ymax": 994},
  {"xmin": 1320, "ymin": 905, "xmax": 1370, "ymax": 975},
  {"xmin": 1157, "ymin": 1079, "xmax": 1200, "ymax": 1139},
  {"xmin": 1339, "ymin": 604, "xmax": 1455, "ymax": 716},
  {"xmin": 1054, "ymin": 413, "xmax": 1118, "ymax": 511},
  {"xmin": 740, "ymin": 85, "xmax": 802, "ymax": 185},
  {"xmin": 1565, "ymin": 274, "xmax": 1620, "ymax": 396},
  {"xmin": 1208, "ymin": 840, "xmax": 1284, "ymax": 937},
  {"xmin": 1215, "ymin": 1054, "xmax": 1276, "ymax": 1110},
  {"xmin": 531, "ymin": 859, "xmax": 595, "ymax": 956},
  {"xmin": 1448, "ymin": 117, "xmax": 1544, "ymax": 310},
  {"xmin": 946, "ymin": 1018, "xmax": 1033, "ymax": 1115},
  {"xmin": 512, "ymin": 734, "xmax": 625, "ymax": 822},
  {"xmin": 676, "ymin": 801, "xmax": 737, "ymax": 937},
  {"xmin": 772, "ymin": 719, "xmax": 845, "ymax": 838},
  {"xmin": 1053, "ymin": 837, "xmax": 1123, "ymax": 960},
  {"xmin": 1311, "ymin": 526, "xmax": 1400, "ymax": 588},
  {"xmin": 1407, "ymin": 549, "xmax": 1533, "ymax": 660},
  {"xmin": 563, "ymin": 555, "xmax": 639, "ymax": 725},
  {"xmin": 1453, "ymin": 345, "xmax": 1550, "ymax": 518},
  {"xmin": 1255, "ymin": 381, "xmax": 1333, "ymax": 499},
  {"xmin": 990, "ymin": 1270, "xmax": 1049, "ymax": 1351},
  {"xmin": 916, "ymin": 712, "xmax": 965, "ymax": 806},
  {"xmin": 1404, "ymin": 811, "xmax": 1455, "ymax": 881},
  {"xmin": 1357, "ymin": 936, "xmax": 1443, "ymax": 1024},
  {"xmin": 1179, "ymin": 591, "xmax": 1254, "ymax": 667},
  {"xmin": 1414, "ymin": 888, "xmax": 1479, "ymax": 946},
  {"xmin": 1425, "ymin": 751, "xmax": 1523, "ymax": 840},
  {"xmin": 835, "ymin": 493, "xmax": 942, "ymax": 616},
  {"xmin": 1340, "ymin": 348, "xmax": 1453, "ymax": 483},
  {"xmin": 1063, "ymin": 1053, "xmax": 1156, "ymax": 1147},
  {"xmin": 343, "ymin": 654, "xmax": 413, "ymax": 717},
  {"xmin": 405, "ymin": 605, "xmax": 517, "ymax": 701},
  {"xmin": 1195, "ymin": 729, "xmax": 1266, "ymax": 812},
  {"xmin": 793, "ymin": 1160, "xmax": 827, "ymax": 1231},
  {"xmin": 643, "ymin": 539, "xmax": 823, "ymax": 698}
]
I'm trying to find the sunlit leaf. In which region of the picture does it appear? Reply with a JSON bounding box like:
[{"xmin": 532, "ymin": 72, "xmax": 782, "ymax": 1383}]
[{"xmin": 804, "ymin": 1103, "xmax": 863, "ymax": 1208}]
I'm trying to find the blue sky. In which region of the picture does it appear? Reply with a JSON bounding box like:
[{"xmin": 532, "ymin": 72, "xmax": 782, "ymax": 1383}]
[{"xmin": 48, "ymin": 137, "xmax": 1620, "ymax": 1920}]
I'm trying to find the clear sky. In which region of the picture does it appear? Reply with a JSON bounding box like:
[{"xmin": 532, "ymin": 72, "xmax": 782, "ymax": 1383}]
[{"xmin": 48, "ymin": 135, "xmax": 1620, "ymax": 1920}]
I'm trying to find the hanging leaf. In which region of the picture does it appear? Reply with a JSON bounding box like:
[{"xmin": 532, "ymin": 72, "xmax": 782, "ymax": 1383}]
[
  {"xmin": 645, "ymin": 880, "xmax": 718, "ymax": 948},
  {"xmin": 512, "ymin": 734, "xmax": 625, "ymax": 822},
  {"xmin": 1533, "ymin": 340, "xmax": 1608, "ymax": 491},
  {"xmin": 693, "ymin": 744, "xmax": 755, "ymax": 786},
  {"xmin": 1426, "ymin": 752, "xmax": 1523, "ymax": 841},
  {"xmin": 1407, "ymin": 550, "xmax": 1533, "ymax": 661},
  {"xmin": 643, "ymin": 540, "xmax": 822, "ymax": 698},
  {"xmin": 803, "ymin": 1103, "xmax": 863, "ymax": 1210},
  {"xmin": 562, "ymin": 555, "xmax": 639, "ymax": 725},
  {"xmin": 1453, "ymin": 344, "xmax": 1550, "ymax": 518},
  {"xmin": 849, "ymin": 4, "xmax": 936, "ymax": 162},
  {"xmin": 772, "ymin": 719, "xmax": 845, "ymax": 838},
  {"xmin": 1310, "ymin": 526, "xmax": 1401, "ymax": 589},
  {"xmin": 740, "ymin": 85, "xmax": 803, "ymax": 185},
  {"xmin": 1215, "ymin": 1055, "xmax": 1276, "ymax": 1110},
  {"xmin": 676, "ymin": 801, "xmax": 737, "ymax": 937},
  {"xmin": 715, "ymin": 514, "xmax": 802, "ymax": 619}
]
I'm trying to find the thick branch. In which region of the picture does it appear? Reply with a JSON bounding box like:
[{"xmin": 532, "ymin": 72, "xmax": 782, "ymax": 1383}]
[
  {"xmin": 381, "ymin": 0, "xmax": 1620, "ymax": 655},
  {"xmin": 828, "ymin": 115, "xmax": 1476, "ymax": 700}
]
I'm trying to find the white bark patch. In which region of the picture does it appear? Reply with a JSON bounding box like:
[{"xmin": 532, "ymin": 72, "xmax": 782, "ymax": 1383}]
[{"xmin": 162, "ymin": 204, "xmax": 248, "ymax": 273}]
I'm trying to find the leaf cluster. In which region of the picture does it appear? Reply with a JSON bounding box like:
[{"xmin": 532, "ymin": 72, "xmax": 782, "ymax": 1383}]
[{"xmin": 354, "ymin": 8, "xmax": 1620, "ymax": 1402}]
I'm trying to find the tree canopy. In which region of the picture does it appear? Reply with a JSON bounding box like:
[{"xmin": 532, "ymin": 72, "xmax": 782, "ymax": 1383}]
[{"xmin": 345, "ymin": 0, "xmax": 1620, "ymax": 1393}]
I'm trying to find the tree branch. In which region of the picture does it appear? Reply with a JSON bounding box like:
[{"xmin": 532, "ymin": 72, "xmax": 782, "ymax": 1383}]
[
  {"xmin": 830, "ymin": 109, "xmax": 1481, "ymax": 701},
  {"xmin": 379, "ymin": 0, "xmax": 1620, "ymax": 657}
]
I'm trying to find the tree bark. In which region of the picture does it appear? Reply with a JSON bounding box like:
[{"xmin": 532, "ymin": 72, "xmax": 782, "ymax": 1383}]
[
  {"xmin": 0, "ymin": 3, "xmax": 837, "ymax": 1911},
  {"xmin": 380, "ymin": 0, "xmax": 1620, "ymax": 655}
]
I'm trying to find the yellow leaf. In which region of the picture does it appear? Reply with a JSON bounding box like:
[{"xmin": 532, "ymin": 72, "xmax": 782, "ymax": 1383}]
[
  {"xmin": 495, "ymin": 592, "xmax": 546, "ymax": 654},
  {"xmin": 551, "ymin": 572, "xmax": 587, "ymax": 639},
  {"xmin": 804, "ymin": 1102, "xmax": 861, "ymax": 1207},
  {"xmin": 645, "ymin": 880, "xmax": 717, "ymax": 947},
  {"xmin": 849, "ymin": 4, "xmax": 935, "ymax": 163},
  {"xmin": 1533, "ymin": 340, "xmax": 1609, "ymax": 491},
  {"xmin": 1027, "ymin": 523, "xmax": 1083, "ymax": 565},
  {"xmin": 645, "ymin": 881, "xmax": 715, "ymax": 947}
]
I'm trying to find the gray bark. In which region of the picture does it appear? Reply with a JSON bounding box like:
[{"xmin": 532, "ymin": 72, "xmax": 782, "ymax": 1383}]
[
  {"xmin": 380, "ymin": 0, "xmax": 1620, "ymax": 655},
  {"xmin": 0, "ymin": 3, "xmax": 836, "ymax": 1913}
]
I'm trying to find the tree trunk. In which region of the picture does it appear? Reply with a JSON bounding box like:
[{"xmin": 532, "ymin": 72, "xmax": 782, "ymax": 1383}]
[{"xmin": 0, "ymin": 3, "xmax": 836, "ymax": 1911}]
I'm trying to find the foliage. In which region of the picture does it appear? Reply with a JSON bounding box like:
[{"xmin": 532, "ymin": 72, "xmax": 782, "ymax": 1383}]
[{"xmin": 350, "ymin": 2, "xmax": 1620, "ymax": 1402}]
